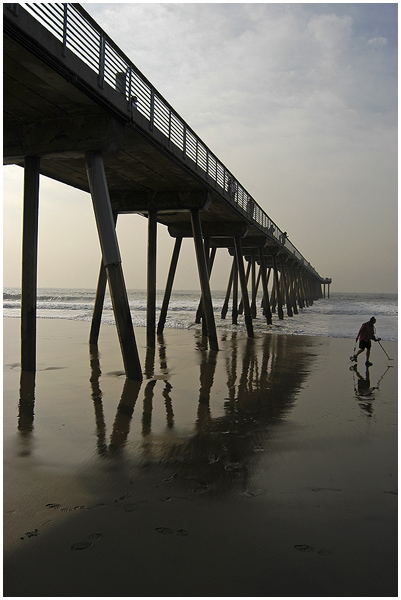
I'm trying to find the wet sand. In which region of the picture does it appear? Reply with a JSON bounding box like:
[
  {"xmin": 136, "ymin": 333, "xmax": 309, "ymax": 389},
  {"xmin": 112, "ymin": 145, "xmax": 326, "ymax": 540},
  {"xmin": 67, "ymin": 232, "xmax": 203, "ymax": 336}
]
[{"xmin": 3, "ymin": 317, "xmax": 398, "ymax": 597}]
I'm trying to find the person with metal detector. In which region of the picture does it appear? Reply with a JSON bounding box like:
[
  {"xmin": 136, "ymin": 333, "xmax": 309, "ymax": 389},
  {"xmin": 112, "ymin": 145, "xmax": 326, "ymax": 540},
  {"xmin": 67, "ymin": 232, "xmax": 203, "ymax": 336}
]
[{"xmin": 350, "ymin": 316, "xmax": 381, "ymax": 366}]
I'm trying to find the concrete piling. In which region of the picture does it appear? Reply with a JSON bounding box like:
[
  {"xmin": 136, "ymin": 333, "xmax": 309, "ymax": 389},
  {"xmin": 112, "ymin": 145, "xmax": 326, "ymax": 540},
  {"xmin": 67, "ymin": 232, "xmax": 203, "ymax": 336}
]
[
  {"xmin": 21, "ymin": 156, "xmax": 40, "ymax": 373},
  {"xmin": 86, "ymin": 152, "xmax": 142, "ymax": 381}
]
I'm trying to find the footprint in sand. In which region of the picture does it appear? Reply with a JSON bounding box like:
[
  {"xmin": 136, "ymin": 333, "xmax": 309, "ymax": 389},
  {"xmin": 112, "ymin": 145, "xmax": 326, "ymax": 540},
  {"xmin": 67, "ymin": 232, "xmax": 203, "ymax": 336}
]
[
  {"xmin": 71, "ymin": 541, "xmax": 92, "ymax": 550},
  {"xmin": 316, "ymin": 548, "xmax": 332, "ymax": 556},
  {"xmin": 124, "ymin": 501, "xmax": 149, "ymax": 512},
  {"xmin": 114, "ymin": 492, "xmax": 131, "ymax": 503},
  {"xmin": 156, "ymin": 472, "xmax": 180, "ymax": 487},
  {"xmin": 294, "ymin": 544, "xmax": 315, "ymax": 552},
  {"xmin": 71, "ymin": 533, "xmax": 102, "ymax": 551},
  {"xmin": 193, "ymin": 484, "xmax": 208, "ymax": 494},
  {"xmin": 294, "ymin": 544, "xmax": 332, "ymax": 556},
  {"xmin": 156, "ymin": 527, "xmax": 189, "ymax": 536},
  {"xmin": 20, "ymin": 519, "xmax": 53, "ymax": 541},
  {"xmin": 156, "ymin": 527, "xmax": 174, "ymax": 535},
  {"xmin": 175, "ymin": 529, "xmax": 189, "ymax": 536},
  {"xmin": 20, "ymin": 529, "xmax": 39, "ymax": 540}
]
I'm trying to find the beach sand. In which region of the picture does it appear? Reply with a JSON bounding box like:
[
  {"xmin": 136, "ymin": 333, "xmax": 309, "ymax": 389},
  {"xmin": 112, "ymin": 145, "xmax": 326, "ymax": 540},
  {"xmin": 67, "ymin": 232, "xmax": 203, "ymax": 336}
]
[{"xmin": 3, "ymin": 317, "xmax": 398, "ymax": 597}]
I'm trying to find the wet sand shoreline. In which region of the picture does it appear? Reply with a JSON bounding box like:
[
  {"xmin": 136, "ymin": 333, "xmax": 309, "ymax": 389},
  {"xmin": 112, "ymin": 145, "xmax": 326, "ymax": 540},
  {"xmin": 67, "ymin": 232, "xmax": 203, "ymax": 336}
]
[{"xmin": 3, "ymin": 317, "xmax": 398, "ymax": 597}]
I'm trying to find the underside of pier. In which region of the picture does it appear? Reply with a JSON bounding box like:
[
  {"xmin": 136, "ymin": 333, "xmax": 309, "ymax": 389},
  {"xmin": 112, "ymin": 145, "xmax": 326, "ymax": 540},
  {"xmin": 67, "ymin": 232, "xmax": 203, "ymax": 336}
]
[{"xmin": 4, "ymin": 4, "xmax": 331, "ymax": 380}]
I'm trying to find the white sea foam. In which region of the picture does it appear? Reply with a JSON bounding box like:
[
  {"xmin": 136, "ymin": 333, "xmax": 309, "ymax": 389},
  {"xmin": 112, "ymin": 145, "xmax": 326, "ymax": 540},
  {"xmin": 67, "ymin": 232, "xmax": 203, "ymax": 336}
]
[{"xmin": 3, "ymin": 288, "xmax": 398, "ymax": 341}]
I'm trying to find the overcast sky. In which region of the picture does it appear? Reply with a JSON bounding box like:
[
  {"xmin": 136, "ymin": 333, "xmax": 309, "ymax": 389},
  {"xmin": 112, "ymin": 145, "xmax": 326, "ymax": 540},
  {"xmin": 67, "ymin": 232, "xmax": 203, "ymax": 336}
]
[{"xmin": 3, "ymin": 2, "xmax": 398, "ymax": 293}]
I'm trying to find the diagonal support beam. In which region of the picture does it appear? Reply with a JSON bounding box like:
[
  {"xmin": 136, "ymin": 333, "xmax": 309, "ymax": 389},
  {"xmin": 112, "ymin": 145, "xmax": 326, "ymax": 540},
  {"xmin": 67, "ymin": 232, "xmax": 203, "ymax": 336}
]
[
  {"xmin": 190, "ymin": 209, "xmax": 219, "ymax": 351},
  {"xmin": 258, "ymin": 248, "xmax": 272, "ymax": 325},
  {"xmin": 234, "ymin": 237, "xmax": 254, "ymax": 338},
  {"xmin": 196, "ymin": 245, "xmax": 216, "ymax": 324},
  {"xmin": 221, "ymin": 258, "xmax": 235, "ymax": 320},
  {"xmin": 279, "ymin": 256, "xmax": 293, "ymax": 317},
  {"xmin": 157, "ymin": 237, "xmax": 182, "ymax": 335},
  {"xmin": 89, "ymin": 212, "xmax": 118, "ymax": 345},
  {"xmin": 86, "ymin": 152, "xmax": 142, "ymax": 381},
  {"xmin": 272, "ymin": 254, "xmax": 284, "ymax": 320}
]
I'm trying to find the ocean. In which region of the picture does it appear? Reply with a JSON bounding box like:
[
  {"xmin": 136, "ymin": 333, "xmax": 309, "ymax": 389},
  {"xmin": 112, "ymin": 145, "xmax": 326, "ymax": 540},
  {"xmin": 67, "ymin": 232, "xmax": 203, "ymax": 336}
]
[{"xmin": 3, "ymin": 288, "xmax": 397, "ymax": 342}]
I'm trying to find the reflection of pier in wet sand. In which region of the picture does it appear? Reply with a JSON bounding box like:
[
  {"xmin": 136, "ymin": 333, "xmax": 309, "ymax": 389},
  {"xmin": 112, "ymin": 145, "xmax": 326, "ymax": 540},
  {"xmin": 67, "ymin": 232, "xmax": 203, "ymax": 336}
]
[{"xmin": 18, "ymin": 330, "xmax": 315, "ymax": 496}]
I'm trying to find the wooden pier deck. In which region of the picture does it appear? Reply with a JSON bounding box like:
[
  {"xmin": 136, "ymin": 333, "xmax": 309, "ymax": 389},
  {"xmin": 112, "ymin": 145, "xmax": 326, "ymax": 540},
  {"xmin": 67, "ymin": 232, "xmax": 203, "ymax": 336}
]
[{"xmin": 4, "ymin": 3, "xmax": 331, "ymax": 380}]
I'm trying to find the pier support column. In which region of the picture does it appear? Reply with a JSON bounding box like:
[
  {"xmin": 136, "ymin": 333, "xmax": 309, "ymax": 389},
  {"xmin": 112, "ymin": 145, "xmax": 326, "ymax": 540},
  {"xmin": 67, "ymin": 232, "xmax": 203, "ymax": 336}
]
[
  {"xmin": 300, "ymin": 270, "xmax": 309, "ymax": 307},
  {"xmin": 221, "ymin": 259, "xmax": 235, "ymax": 319},
  {"xmin": 289, "ymin": 263, "xmax": 299, "ymax": 314},
  {"xmin": 147, "ymin": 210, "xmax": 157, "ymax": 348},
  {"xmin": 251, "ymin": 257, "xmax": 257, "ymax": 318},
  {"xmin": 238, "ymin": 260, "xmax": 252, "ymax": 315},
  {"xmin": 232, "ymin": 260, "xmax": 239, "ymax": 325},
  {"xmin": 272, "ymin": 254, "xmax": 284, "ymax": 320},
  {"xmin": 90, "ymin": 263, "xmax": 108, "ymax": 345},
  {"xmin": 293, "ymin": 267, "xmax": 303, "ymax": 309},
  {"xmin": 157, "ymin": 237, "xmax": 182, "ymax": 335},
  {"xmin": 200, "ymin": 237, "xmax": 211, "ymax": 337},
  {"xmin": 21, "ymin": 156, "xmax": 40, "ymax": 373},
  {"xmin": 279, "ymin": 257, "xmax": 293, "ymax": 317},
  {"xmin": 89, "ymin": 212, "xmax": 118, "ymax": 345},
  {"xmin": 270, "ymin": 273, "xmax": 276, "ymax": 313},
  {"xmin": 261, "ymin": 267, "xmax": 271, "ymax": 315},
  {"xmin": 86, "ymin": 152, "xmax": 142, "ymax": 381},
  {"xmin": 258, "ymin": 248, "xmax": 272, "ymax": 325},
  {"xmin": 234, "ymin": 237, "xmax": 254, "ymax": 338},
  {"xmin": 253, "ymin": 267, "xmax": 262, "ymax": 317},
  {"xmin": 190, "ymin": 209, "xmax": 218, "ymax": 351},
  {"xmin": 306, "ymin": 275, "xmax": 314, "ymax": 305},
  {"xmin": 250, "ymin": 259, "xmax": 260, "ymax": 319},
  {"xmin": 196, "ymin": 245, "xmax": 216, "ymax": 324}
]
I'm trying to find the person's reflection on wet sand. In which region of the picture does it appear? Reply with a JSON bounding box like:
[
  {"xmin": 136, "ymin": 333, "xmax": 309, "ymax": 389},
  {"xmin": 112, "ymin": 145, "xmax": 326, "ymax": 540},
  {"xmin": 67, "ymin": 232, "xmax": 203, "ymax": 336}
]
[
  {"xmin": 351, "ymin": 365, "xmax": 376, "ymax": 417},
  {"xmin": 355, "ymin": 366, "xmax": 374, "ymax": 396},
  {"xmin": 350, "ymin": 363, "xmax": 392, "ymax": 418},
  {"xmin": 18, "ymin": 370, "xmax": 35, "ymax": 456}
]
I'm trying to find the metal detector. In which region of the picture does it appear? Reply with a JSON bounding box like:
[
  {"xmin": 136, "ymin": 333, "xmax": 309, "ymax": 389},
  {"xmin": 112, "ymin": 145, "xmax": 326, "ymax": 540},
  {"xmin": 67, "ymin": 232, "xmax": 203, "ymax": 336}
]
[{"xmin": 377, "ymin": 340, "xmax": 394, "ymax": 361}]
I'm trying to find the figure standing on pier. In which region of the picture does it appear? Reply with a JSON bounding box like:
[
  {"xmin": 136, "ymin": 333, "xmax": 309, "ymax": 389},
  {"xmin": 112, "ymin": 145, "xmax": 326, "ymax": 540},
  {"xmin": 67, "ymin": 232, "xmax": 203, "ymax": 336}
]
[{"xmin": 227, "ymin": 176, "xmax": 237, "ymax": 201}]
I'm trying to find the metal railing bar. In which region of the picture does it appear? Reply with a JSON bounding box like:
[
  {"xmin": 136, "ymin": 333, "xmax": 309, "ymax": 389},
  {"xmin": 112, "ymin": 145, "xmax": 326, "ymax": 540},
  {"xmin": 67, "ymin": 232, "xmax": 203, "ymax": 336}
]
[
  {"xmin": 68, "ymin": 18, "xmax": 98, "ymax": 48},
  {"xmin": 25, "ymin": 3, "xmax": 64, "ymax": 40}
]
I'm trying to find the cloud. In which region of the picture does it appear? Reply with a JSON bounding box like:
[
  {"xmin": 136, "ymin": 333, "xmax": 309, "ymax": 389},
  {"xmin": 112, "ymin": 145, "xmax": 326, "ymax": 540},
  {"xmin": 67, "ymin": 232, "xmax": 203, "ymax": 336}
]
[{"xmin": 367, "ymin": 37, "xmax": 388, "ymax": 47}]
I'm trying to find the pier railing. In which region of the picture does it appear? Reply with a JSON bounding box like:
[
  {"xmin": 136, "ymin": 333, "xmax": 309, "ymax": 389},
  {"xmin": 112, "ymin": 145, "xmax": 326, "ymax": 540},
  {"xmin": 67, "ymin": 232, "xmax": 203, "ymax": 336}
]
[{"xmin": 11, "ymin": 2, "xmax": 321, "ymax": 279}]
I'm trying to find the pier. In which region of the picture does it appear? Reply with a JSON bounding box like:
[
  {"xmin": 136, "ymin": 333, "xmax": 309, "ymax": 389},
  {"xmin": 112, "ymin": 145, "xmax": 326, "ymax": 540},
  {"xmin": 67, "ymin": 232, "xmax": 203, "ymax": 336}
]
[{"xmin": 4, "ymin": 3, "xmax": 331, "ymax": 381}]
